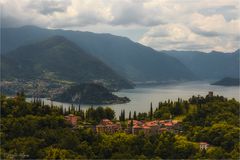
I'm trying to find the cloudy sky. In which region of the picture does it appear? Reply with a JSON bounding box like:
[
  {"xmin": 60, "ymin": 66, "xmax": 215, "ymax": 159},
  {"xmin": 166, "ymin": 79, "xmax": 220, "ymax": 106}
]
[{"xmin": 1, "ymin": 0, "xmax": 239, "ymax": 52}]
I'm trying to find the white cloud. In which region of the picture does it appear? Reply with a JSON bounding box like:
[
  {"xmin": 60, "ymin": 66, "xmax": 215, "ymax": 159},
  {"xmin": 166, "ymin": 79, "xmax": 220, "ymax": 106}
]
[
  {"xmin": 138, "ymin": 1, "xmax": 240, "ymax": 52},
  {"xmin": 1, "ymin": 0, "xmax": 239, "ymax": 52}
]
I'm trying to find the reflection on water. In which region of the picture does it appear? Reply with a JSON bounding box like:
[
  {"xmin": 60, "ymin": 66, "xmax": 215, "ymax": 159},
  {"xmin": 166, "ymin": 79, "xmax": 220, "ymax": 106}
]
[{"xmin": 27, "ymin": 81, "xmax": 239, "ymax": 118}]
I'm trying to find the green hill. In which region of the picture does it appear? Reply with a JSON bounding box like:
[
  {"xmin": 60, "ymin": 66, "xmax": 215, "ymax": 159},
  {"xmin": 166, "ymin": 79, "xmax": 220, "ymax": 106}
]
[
  {"xmin": 53, "ymin": 83, "xmax": 130, "ymax": 104},
  {"xmin": 1, "ymin": 36, "xmax": 133, "ymax": 90}
]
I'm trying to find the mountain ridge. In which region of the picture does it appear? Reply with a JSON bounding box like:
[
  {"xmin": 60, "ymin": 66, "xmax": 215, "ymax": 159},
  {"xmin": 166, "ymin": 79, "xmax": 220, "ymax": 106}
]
[
  {"xmin": 163, "ymin": 50, "xmax": 239, "ymax": 80},
  {"xmin": 1, "ymin": 25, "xmax": 197, "ymax": 82},
  {"xmin": 1, "ymin": 36, "xmax": 134, "ymax": 90},
  {"xmin": 211, "ymin": 77, "xmax": 240, "ymax": 86}
]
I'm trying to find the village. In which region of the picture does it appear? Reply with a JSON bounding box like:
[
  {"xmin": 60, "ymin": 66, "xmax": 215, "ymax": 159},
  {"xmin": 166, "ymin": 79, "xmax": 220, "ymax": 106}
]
[{"xmin": 65, "ymin": 114, "xmax": 210, "ymax": 150}]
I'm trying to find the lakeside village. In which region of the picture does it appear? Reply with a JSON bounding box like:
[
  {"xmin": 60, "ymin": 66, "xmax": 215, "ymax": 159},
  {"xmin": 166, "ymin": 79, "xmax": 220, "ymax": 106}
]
[
  {"xmin": 2, "ymin": 89, "xmax": 238, "ymax": 159},
  {"xmin": 2, "ymin": 90, "xmax": 218, "ymax": 152},
  {"xmin": 63, "ymin": 93, "xmax": 215, "ymax": 151},
  {"xmin": 65, "ymin": 116, "xmax": 209, "ymax": 151}
]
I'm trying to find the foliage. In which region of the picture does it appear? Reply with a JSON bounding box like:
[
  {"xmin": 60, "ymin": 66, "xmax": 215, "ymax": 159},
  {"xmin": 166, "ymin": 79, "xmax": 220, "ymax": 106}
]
[{"xmin": 0, "ymin": 93, "xmax": 239, "ymax": 159}]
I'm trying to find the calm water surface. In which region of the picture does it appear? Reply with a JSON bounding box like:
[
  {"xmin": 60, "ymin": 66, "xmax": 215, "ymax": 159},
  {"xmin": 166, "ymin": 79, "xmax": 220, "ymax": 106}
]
[{"xmin": 31, "ymin": 81, "xmax": 239, "ymax": 117}]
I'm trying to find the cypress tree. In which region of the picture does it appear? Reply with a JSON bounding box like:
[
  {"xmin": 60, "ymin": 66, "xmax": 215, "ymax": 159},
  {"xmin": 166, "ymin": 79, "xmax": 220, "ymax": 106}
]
[
  {"xmin": 129, "ymin": 111, "xmax": 131, "ymax": 120},
  {"xmin": 68, "ymin": 106, "xmax": 71, "ymax": 114},
  {"xmin": 119, "ymin": 110, "xmax": 122, "ymax": 121},
  {"xmin": 133, "ymin": 111, "xmax": 137, "ymax": 120},
  {"xmin": 64, "ymin": 108, "xmax": 67, "ymax": 115},
  {"xmin": 150, "ymin": 102, "xmax": 153, "ymax": 120},
  {"xmin": 78, "ymin": 104, "xmax": 81, "ymax": 112},
  {"xmin": 123, "ymin": 109, "xmax": 125, "ymax": 121}
]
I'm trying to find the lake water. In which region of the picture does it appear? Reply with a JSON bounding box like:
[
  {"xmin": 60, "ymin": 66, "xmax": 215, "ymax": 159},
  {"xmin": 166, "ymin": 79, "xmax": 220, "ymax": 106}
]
[{"xmin": 30, "ymin": 81, "xmax": 239, "ymax": 118}]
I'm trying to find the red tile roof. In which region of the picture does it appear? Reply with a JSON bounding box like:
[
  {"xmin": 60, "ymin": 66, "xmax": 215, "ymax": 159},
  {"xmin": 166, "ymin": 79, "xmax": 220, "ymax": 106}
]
[
  {"xmin": 128, "ymin": 120, "xmax": 143, "ymax": 126},
  {"xmin": 163, "ymin": 122, "xmax": 173, "ymax": 126},
  {"xmin": 100, "ymin": 119, "xmax": 113, "ymax": 125},
  {"xmin": 142, "ymin": 126, "xmax": 150, "ymax": 129}
]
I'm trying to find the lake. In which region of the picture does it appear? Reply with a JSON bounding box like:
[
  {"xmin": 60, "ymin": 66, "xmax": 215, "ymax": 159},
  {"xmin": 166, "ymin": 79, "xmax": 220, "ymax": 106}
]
[{"xmin": 30, "ymin": 81, "xmax": 239, "ymax": 118}]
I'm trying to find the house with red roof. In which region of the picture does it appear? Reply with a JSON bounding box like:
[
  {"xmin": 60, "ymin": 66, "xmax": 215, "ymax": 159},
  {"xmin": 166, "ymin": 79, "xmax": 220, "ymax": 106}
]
[
  {"xmin": 65, "ymin": 114, "xmax": 78, "ymax": 126},
  {"xmin": 100, "ymin": 119, "xmax": 113, "ymax": 125},
  {"xmin": 129, "ymin": 119, "xmax": 181, "ymax": 135},
  {"xmin": 132, "ymin": 125, "xmax": 143, "ymax": 134},
  {"xmin": 96, "ymin": 119, "xmax": 121, "ymax": 134},
  {"xmin": 128, "ymin": 120, "xmax": 143, "ymax": 126}
]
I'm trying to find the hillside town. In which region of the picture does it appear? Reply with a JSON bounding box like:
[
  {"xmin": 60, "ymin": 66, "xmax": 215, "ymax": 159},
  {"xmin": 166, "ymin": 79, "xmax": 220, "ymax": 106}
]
[
  {"xmin": 64, "ymin": 114, "xmax": 181, "ymax": 135},
  {"xmin": 64, "ymin": 114, "xmax": 209, "ymax": 150}
]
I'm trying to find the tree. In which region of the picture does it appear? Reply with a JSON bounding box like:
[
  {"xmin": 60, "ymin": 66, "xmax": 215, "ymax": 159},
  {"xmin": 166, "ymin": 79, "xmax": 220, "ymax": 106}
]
[
  {"xmin": 206, "ymin": 147, "xmax": 227, "ymax": 159},
  {"xmin": 154, "ymin": 132, "xmax": 176, "ymax": 159},
  {"xmin": 149, "ymin": 102, "xmax": 153, "ymax": 120},
  {"xmin": 133, "ymin": 111, "xmax": 137, "ymax": 120},
  {"xmin": 77, "ymin": 141, "xmax": 94, "ymax": 158},
  {"xmin": 43, "ymin": 147, "xmax": 76, "ymax": 159},
  {"xmin": 158, "ymin": 102, "xmax": 161, "ymax": 109},
  {"xmin": 6, "ymin": 137, "xmax": 43, "ymax": 159},
  {"xmin": 96, "ymin": 107, "xmax": 105, "ymax": 122},
  {"xmin": 105, "ymin": 107, "xmax": 115, "ymax": 120},
  {"xmin": 173, "ymin": 136, "xmax": 198, "ymax": 159},
  {"xmin": 143, "ymin": 140, "xmax": 154, "ymax": 157},
  {"xmin": 119, "ymin": 110, "xmax": 123, "ymax": 121},
  {"xmin": 119, "ymin": 110, "xmax": 125, "ymax": 121},
  {"xmin": 122, "ymin": 109, "xmax": 125, "ymax": 121},
  {"xmin": 111, "ymin": 153, "xmax": 132, "ymax": 159},
  {"xmin": 137, "ymin": 112, "xmax": 148, "ymax": 120},
  {"xmin": 128, "ymin": 111, "xmax": 131, "ymax": 120}
]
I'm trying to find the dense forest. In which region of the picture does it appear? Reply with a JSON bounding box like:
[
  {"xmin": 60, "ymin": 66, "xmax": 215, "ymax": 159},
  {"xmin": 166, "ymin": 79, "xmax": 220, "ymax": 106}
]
[{"xmin": 0, "ymin": 93, "xmax": 239, "ymax": 159}]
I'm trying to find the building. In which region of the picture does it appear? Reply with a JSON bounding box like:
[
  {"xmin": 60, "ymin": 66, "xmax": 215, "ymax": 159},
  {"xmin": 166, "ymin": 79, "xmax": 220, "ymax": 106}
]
[
  {"xmin": 145, "ymin": 121, "xmax": 161, "ymax": 135},
  {"xmin": 96, "ymin": 119, "xmax": 121, "ymax": 134},
  {"xmin": 199, "ymin": 142, "xmax": 209, "ymax": 150},
  {"xmin": 128, "ymin": 119, "xmax": 181, "ymax": 135},
  {"xmin": 127, "ymin": 120, "xmax": 143, "ymax": 126},
  {"xmin": 132, "ymin": 125, "xmax": 143, "ymax": 134},
  {"xmin": 159, "ymin": 120, "xmax": 181, "ymax": 133},
  {"xmin": 65, "ymin": 114, "xmax": 78, "ymax": 126},
  {"xmin": 142, "ymin": 125, "xmax": 151, "ymax": 135},
  {"xmin": 100, "ymin": 119, "xmax": 113, "ymax": 125}
]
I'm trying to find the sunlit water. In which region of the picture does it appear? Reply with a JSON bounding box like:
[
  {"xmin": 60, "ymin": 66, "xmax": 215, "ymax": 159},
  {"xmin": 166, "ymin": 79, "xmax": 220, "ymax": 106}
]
[{"xmin": 27, "ymin": 81, "xmax": 239, "ymax": 118}]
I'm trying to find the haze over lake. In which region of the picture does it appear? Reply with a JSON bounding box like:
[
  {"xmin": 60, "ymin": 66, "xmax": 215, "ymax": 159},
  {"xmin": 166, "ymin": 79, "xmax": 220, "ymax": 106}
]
[{"xmin": 33, "ymin": 81, "xmax": 239, "ymax": 117}]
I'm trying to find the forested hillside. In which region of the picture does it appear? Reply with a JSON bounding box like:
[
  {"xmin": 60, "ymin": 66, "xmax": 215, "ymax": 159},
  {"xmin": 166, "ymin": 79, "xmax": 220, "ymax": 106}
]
[{"xmin": 1, "ymin": 93, "xmax": 239, "ymax": 159}]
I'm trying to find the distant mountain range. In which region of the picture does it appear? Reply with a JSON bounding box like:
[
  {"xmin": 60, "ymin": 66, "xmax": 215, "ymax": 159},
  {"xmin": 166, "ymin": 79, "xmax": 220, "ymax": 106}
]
[
  {"xmin": 163, "ymin": 50, "xmax": 239, "ymax": 80},
  {"xmin": 1, "ymin": 26, "xmax": 196, "ymax": 83},
  {"xmin": 1, "ymin": 36, "xmax": 133, "ymax": 90}
]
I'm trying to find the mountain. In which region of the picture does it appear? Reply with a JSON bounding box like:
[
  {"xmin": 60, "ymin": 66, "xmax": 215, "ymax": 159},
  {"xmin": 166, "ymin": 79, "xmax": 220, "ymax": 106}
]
[
  {"xmin": 53, "ymin": 83, "xmax": 130, "ymax": 104},
  {"xmin": 1, "ymin": 36, "xmax": 133, "ymax": 90},
  {"xmin": 163, "ymin": 50, "xmax": 239, "ymax": 80},
  {"xmin": 211, "ymin": 77, "xmax": 240, "ymax": 86},
  {"xmin": 1, "ymin": 25, "xmax": 196, "ymax": 82}
]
